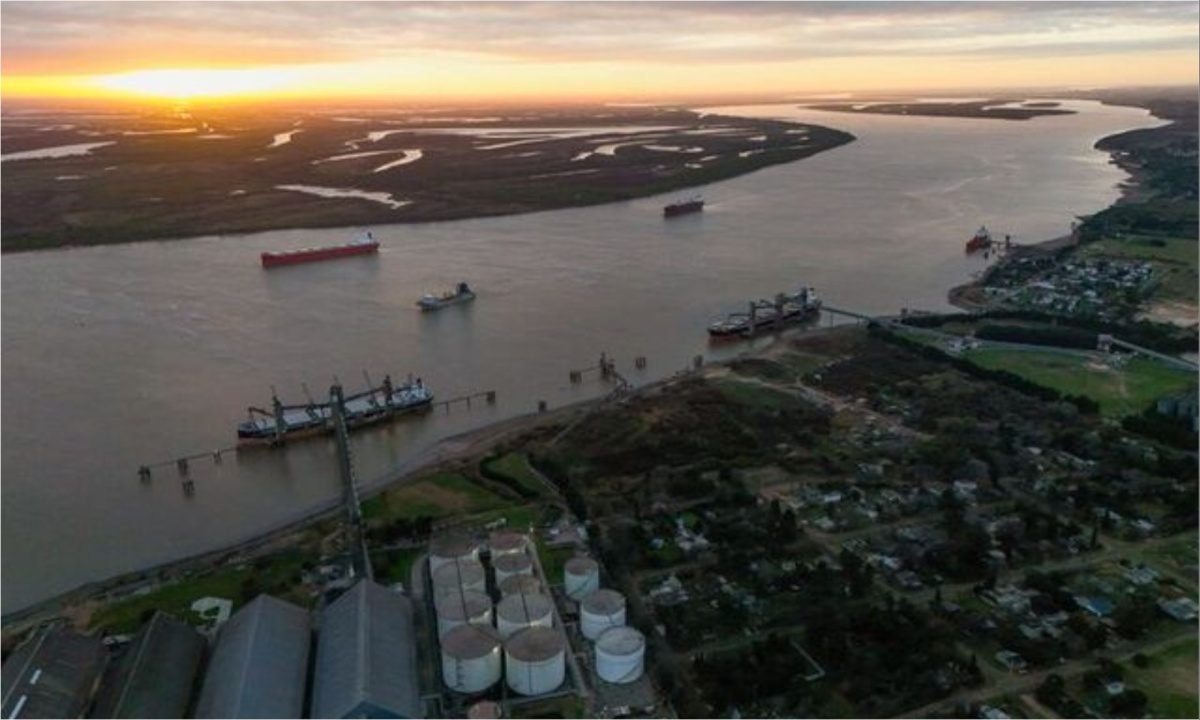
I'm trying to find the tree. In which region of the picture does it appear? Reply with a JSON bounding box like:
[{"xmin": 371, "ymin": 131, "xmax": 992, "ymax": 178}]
[{"xmin": 1109, "ymin": 689, "xmax": 1149, "ymax": 718}]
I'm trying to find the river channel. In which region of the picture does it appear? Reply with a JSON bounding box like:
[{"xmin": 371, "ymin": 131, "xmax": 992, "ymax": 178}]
[{"xmin": 1, "ymin": 99, "xmax": 1161, "ymax": 613}]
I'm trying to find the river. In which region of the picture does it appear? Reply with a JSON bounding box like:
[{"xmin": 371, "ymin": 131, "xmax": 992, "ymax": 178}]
[{"xmin": 0, "ymin": 99, "xmax": 1162, "ymax": 614}]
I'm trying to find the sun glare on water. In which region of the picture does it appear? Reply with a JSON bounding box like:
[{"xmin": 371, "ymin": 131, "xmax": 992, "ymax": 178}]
[{"xmin": 93, "ymin": 67, "xmax": 298, "ymax": 100}]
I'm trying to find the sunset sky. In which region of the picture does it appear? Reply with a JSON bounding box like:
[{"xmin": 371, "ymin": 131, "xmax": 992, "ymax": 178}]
[{"xmin": 2, "ymin": 1, "xmax": 1197, "ymax": 103}]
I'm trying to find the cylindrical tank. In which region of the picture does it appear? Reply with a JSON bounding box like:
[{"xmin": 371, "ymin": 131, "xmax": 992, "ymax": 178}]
[
  {"xmin": 595, "ymin": 626, "xmax": 646, "ymax": 684},
  {"xmin": 435, "ymin": 589, "xmax": 493, "ymax": 639},
  {"xmin": 498, "ymin": 575, "xmax": 543, "ymax": 598},
  {"xmin": 580, "ymin": 589, "xmax": 626, "ymax": 640},
  {"xmin": 489, "ymin": 531, "xmax": 527, "ymax": 558},
  {"xmin": 493, "ymin": 552, "xmax": 533, "ymax": 585},
  {"xmin": 432, "ymin": 559, "xmax": 487, "ymax": 598},
  {"xmin": 564, "ymin": 557, "xmax": 600, "ymax": 600},
  {"xmin": 441, "ymin": 624, "xmax": 503, "ymax": 694},
  {"xmin": 504, "ymin": 627, "xmax": 565, "ymax": 696},
  {"xmin": 495, "ymin": 593, "xmax": 554, "ymax": 639},
  {"xmin": 430, "ymin": 534, "xmax": 480, "ymax": 573}
]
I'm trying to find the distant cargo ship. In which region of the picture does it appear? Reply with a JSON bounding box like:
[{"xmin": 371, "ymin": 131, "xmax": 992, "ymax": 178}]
[
  {"xmin": 708, "ymin": 286, "xmax": 822, "ymax": 337},
  {"xmin": 663, "ymin": 196, "xmax": 704, "ymax": 217},
  {"xmin": 237, "ymin": 374, "xmax": 431, "ymax": 444},
  {"xmin": 966, "ymin": 226, "xmax": 992, "ymax": 253},
  {"xmin": 418, "ymin": 282, "xmax": 476, "ymax": 311},
  {"xmin": 261, "ymin": 231, "xmax": 379, "ymax": 268}
]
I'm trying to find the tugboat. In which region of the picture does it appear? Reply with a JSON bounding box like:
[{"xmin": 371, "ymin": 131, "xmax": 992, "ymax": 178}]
[
  {"xmin": 417, "ymin": 281, "xmax": 476, "ymax": 311},
  {"xmin": 708, "ymin": 286, "xmax": 822, "ymax": 338},
  {"xmin": 966, "ymin": 226, "xmax": 992, "ymax": 253},
  {"xmin": 663, "ymin": 195, "xmax": 704, "ymax": 218}
]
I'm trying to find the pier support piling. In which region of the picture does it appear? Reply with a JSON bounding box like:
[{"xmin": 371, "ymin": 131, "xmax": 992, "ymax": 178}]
[
  {"xmin": 176, "ymin": 458, "xmax": 189, "ymax": 475},
  {"xmin": 635, "ymin": 356, "xmax": 647, "ymax": 370},
  {"xmin": 486, "ymin": 391, "xmax": 497, "ymax": 404},
  {"xmin": 138, "ymin": 465, "xmax": 151, "ymax": 483}
]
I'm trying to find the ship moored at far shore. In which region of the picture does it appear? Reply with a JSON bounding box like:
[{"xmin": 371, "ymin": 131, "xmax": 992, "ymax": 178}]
[
  {"xmin": 708, "ymin": 286, "xmax": 822, "ymax": 338},
  {"xmin": 663, "ymin": 195, "xmax": 705, "ymax": 217},
  {"xmin": 237, "ymin": 374, "xmax": 431, "ymax": 444},
  {"xmin": 260, "ymin": 231, "xmax": 379, "ymax": 268}
]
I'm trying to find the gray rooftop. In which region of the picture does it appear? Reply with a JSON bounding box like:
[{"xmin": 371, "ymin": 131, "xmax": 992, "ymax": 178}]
[
  {"xmin": 193, "ymin": 595, "xmax": 311, "ymax": 719},
  {"xmin": 2, "ymin": 625, "xmax": 107, "ymax": 720},
  {"xmin": 311, "ymin": 580, "xmax": 421, "ymax": 719},
  {"xmin": 89, "ymin": 612, "xmax": 205, "ymax": 719}
]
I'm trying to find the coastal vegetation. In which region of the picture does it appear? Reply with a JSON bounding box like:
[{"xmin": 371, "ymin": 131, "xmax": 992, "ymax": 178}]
[
  {"xmin": 0, "ymin": 105, "xmax": 854, "ymax": 253},
  {"xmin": 809, "ymin": 98, "xmax": 1076, "ymax": 121}
]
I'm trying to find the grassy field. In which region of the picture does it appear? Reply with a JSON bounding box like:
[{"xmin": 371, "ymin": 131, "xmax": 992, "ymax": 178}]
[
  {"xmin": 712, "ymin": 377, "xmax": 795, "ymax": 410},
  {"xmin": 363, "ymin": 471, "xmax": 510, "ymax": 522},
  {"xmin": 89, "ymin": 551, "xmax": 309, "ymax": 634},
  {"xmin": 482, "ymin": 452, "xmax": 548, "ymax": 498},
  {"xmin": 1125, "ymin": 638, "xmax": 1199, "ymax": 719},
  {"xmin": 964, "ymin": 348, "xmax": 1195, "ymax": 416}
]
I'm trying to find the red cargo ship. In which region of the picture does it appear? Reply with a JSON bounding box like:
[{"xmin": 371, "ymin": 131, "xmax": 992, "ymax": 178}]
[
  {"xmin": 966, "ymin": 226, "xmax": 992, "ymax": 253},
  {"xmin": 261, "ymin": 232, "xmax": 379, "ymax": 268}
]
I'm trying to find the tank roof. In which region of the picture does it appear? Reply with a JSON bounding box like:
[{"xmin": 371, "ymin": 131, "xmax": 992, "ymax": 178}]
[
  {"xmin": 442, "ymin": 624, "xmax": 502, "ymax": 660},
  {"xmin": 433, "ymin": 559, "xmax": 485, "ymax": 586},
  {"xmin": 493, "ymin": 553, "xmax": 532, "ymax": 572},
  {"xmin": 489, "ymin": 532, "xmax": 527, "ymax": 552},
  {"xmin": 435, "ymin": 589, "xmax": 491, "ymax": 621},
  {"xmin": 564, "ymin": 557, "xmax": 598, "ymax": 575},
  {"xmin": 496, "ymin": 593, "xmax": 553, "ymax": 623},
  {"xmin": 596, "ymin": 626, "xmax": 645, "ymax": 655},
  {"xmin": 504, "ymin": 627, "xmax": 565, "ymax": 662},
  {"xmin": 498, "ymin": 575, "xmax": 543, "ymax": 596},
  {"xmin": 581, "ymin": 589, "xmax": 625, "ymax": 615}
]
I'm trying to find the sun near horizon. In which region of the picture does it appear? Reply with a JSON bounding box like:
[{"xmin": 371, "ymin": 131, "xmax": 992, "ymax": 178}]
[{"xmin": 1, "ymin": 1, "xmax": 1197, "ymax": 106}]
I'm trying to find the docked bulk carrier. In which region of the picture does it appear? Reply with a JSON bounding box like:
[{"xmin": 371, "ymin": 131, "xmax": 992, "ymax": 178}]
[
  {"xmin": 708, "ymin": 286, "xmax": 822, "ymax": 338},
  {"xmin": 237, "ymin": 374, "xmax": 431, "ymax": 444}
]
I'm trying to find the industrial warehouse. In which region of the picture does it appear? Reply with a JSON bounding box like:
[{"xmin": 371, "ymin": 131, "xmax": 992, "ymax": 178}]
[{"xmin": 1, "ymin": 530, "xmax": 653, "ymax": 718}]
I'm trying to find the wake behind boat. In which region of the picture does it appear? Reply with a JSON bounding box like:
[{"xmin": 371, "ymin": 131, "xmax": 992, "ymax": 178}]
[{"xmin": 260, "ymin": 231, "xmax": 379, "ymax": 268}]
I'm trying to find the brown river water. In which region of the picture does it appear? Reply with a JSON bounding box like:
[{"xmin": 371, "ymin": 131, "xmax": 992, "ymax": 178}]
[{"xmin": 1, "ymin": 100, "xmax": 1161, "ymax": 613}]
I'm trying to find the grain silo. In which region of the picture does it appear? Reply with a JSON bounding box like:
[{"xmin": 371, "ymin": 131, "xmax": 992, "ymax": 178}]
[
  {"xmin": 495, "ymin": 593, "xmax": 554, "ymax": 639},
  {"xmin": 429, "ymin": 535, "xmax": 480, "ymax": 573},
  {"xmin": 435, "ymin": 589, "xmax": 493, "ymax": 639},
  {"xmin": 579, "ymin": 589, "xmax": 626, "ymax": 640},
  {"xmin": 594, "ymin": 626, "xmax": 645, "ymax": 684},
  {"xmin": 563, "ymin": 557, "xmax": 600, "ymax": 600},
  {"xmin": 492, "ymin": 552, "xmax": 533, "ymax": 585},
  {"xmin": 441, "ymin": 624, "xmax": 503, "ymax": 694},
  {"xmin": 504, "ymin": 627, "xmax": 565, "ymax": 696},
  {"xmin": 498, "ymin": 575, "xmax": 543, "ymax": 598},
  {"xmin": 488, "ymin": 531, "xmax": 527, "ymax": 558},
  {"xmin": 432, "ymin": 558, "xmax": 487, "ymax": 598}
]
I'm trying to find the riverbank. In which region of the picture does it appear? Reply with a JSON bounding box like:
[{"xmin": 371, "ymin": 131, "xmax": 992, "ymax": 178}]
[{"xmin": 1, "ymin": 105, "xmax": 855, "ymax": 253}]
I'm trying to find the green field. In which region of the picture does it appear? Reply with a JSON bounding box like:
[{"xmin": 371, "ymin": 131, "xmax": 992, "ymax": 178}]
[
  {"xmin": 482, "ymin": 452, "xmax": 548, "ymax": 498},
  {"xmin": 90, "ymin": 551, "xmax": 309, "ymax": 634},
  {"xmin": 364, "ymin": 472, "xmax": 510, "ymax": 522},
  {"xmin": 965, "ymin": 348, "xmax": 1195, "ymax": 416},
  {"xmin": 713, "ymin": 377, "xmax": 795, "ymax": 409},
  {"xmin": 1125, "ymin": 639, "xmax": 1199, "ymax": 719}
]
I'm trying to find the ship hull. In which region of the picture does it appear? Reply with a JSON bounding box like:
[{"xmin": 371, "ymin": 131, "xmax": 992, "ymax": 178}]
[
  {"xmin": 707, "ymin": 307, "xmax": 820, "ymax": 338},
  {"xmin": 261, "ymin": 241, "xmax": 379, "ymax": 268},
  {"xmin": 237, "ymin": 382, "xmax": 432, "ymax": 445},
  {"xmin": 664, "ymin": 201, "xmax": 704, "ymax": 217}
]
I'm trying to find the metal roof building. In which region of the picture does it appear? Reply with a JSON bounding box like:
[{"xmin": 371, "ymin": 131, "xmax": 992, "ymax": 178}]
[
  {"xmin": 311, "ymin": 580, "xmax": 421, "ymax": 719},
  {"xmin": 2, "ymin": 625, "xmax": 107, "ymax": 719},
  {"xmin": 193, "ymin": 594, "xmax": 312, "ymax": 719},
  {"xmin": 88, "ymin": 612, "xmax": 205, "ymax": 719}
]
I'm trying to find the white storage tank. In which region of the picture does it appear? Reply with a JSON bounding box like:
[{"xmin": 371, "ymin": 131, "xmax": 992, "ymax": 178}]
[
  {"xmin": 432, "ymin": 558, "xmax": 487, "ymax": 598},
  {"xmin": 492, "ymin": 553, "xmax": 533, "ymax": 585},
  {"xmin": 435, "ymin": 589, "xmax": 493, "ymax": 639},
  {"xmin": 430, "ymin": 534, "xmax": 480, "ymax": 573},
  {"xmin": 504, "ymin": 626, "xmax": 565, "ymax": 696},
  {"xmin": 594, "ymin": 626, "xmax": 646, "ymax": 684},
  {"xmin": 441, "ymin": 624, "xmax": 503, "ymax": 694},
  {"xmin": 564, "ymin": 557, "xmax": 600, "ymax": 600},
  {"xmin": 495, "ymin": 593, "xmax": 554, "ymax": 639},
  {"xmin": 498, "ymin": 575, "xmax": 543, "ymax": 598},
  {"xmin": 489, "ymin": 531, "xmax": 528, "ymax": 558},
  {"xmin": 580, "ymin": 589, "xmax": 626, "ymax": 640}
]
